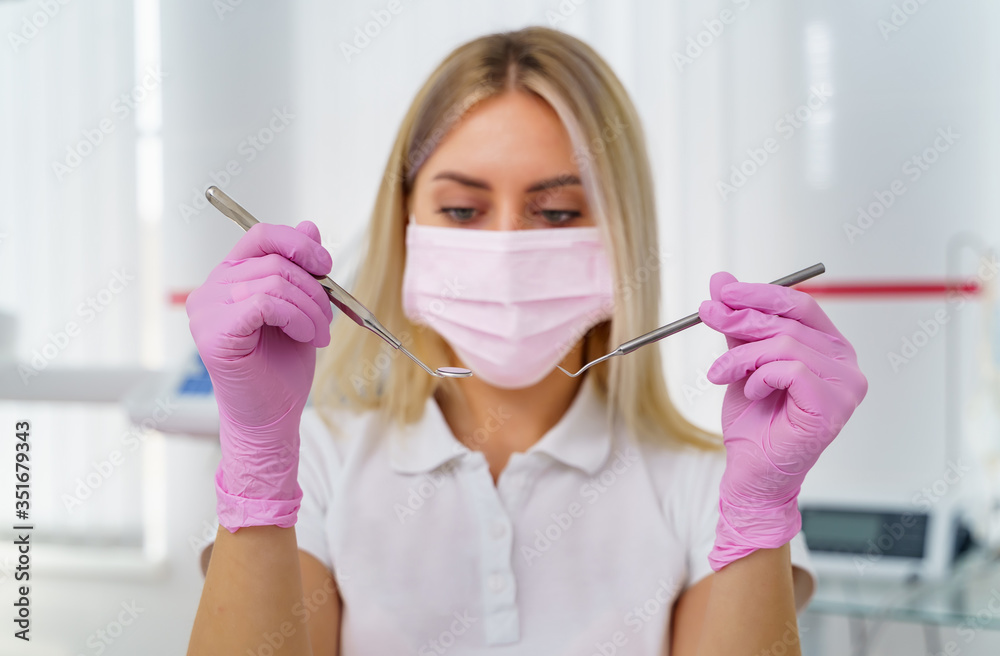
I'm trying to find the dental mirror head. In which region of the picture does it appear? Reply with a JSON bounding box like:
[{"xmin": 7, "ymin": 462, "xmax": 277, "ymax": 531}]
[{"xmin": 435, "ymin": 366, "xmax": 473, "ymax": 377}]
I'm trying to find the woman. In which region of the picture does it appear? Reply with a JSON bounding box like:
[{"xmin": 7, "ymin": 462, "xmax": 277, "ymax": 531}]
[{"xmin": 186, "ymin": 27, "xmax": 867, "ymax": 655}]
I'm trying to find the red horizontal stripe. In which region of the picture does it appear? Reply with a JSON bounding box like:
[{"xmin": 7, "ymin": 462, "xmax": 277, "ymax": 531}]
[{"xmin": 795, "ymin": 281, "xmax": 982, "ymax": 297}]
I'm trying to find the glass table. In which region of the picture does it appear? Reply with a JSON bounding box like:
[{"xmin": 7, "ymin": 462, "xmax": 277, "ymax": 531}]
[{"xmin": 806, "ymin": 547, "xmax": 1000, "ymax": 653}]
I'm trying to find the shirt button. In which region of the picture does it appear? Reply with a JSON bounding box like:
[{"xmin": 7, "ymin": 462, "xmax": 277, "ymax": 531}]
[
  {"xmin": 491, "ymin": 521, "xmax": 507, "ymax": 539},
  {"xmin": 488, "ymin": 573, "xmax": 506, "ymax": 593}
]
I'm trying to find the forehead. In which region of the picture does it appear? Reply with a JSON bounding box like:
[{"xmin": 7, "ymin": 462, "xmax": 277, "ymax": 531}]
[{"xmin": 419, "ymin": 91, "xmax": 580, "ymax": 185}]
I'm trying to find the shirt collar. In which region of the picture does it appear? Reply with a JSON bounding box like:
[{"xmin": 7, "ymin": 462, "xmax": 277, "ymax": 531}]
[{"xmin": 388, "ymin": 374, "xmax": 613, "ymax": 476}]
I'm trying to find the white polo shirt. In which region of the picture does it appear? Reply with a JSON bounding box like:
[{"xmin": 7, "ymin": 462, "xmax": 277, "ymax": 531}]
[{"xmin": 241, "ymin": 374, "xmax": 815, "ymax": 654}]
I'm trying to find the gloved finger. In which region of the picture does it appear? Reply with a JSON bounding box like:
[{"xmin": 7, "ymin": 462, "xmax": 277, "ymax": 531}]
[
  {"xmin": 709, "ymin": 270, "xmax": 738, "ymax": 302},
  {"xmin": 231, "ymin": 276, "xmax": 332, "ymax": 348},
  {"xmin": 222, "ymin": 292, "xmax": 317, "ymax": 344},
  {"xmin": 744, "ymin": 359, "xmax": 828, "ymax": 415},
  {"xmin": 698, "ymin": 301, "xmax": 854, "ymax": 361},
  {"xmin": 707, "ymin": 334, "xmax": 855, "ymax": 386},
  {"xmin": 184, "ymin": 284, "xmax": 205, "ymax": 320},
  {"xmin": 705, "ymin": 270, "xmax": 745, "ymax": 350},
  {"xmin": 225, "ymin": 222, "xmax": 333, "ymax": 278},
  {"xmin": 744, "ymin": 359, "xmax": 855, "ymax": 439},
  {"xmin": 718, "ymin": 281, "xmax": 846, "ymax": 341},
  {"xmin": 226, "ymin": 254, "xmax": 334, "ymax": 323},
  {"xmin": 295, "ymin": 219, "xmax": 321, "ymax": 244}
]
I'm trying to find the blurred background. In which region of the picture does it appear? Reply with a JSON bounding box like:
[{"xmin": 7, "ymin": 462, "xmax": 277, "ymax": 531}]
[{"xmin": 2, "ymin": 0, "xmax": 1000, "ymax": 653}]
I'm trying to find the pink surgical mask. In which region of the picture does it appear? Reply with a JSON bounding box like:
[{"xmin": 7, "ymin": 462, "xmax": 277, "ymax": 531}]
[{"xmin": 401, "ymin": 215, "xmax": 615, "ymax": 388}]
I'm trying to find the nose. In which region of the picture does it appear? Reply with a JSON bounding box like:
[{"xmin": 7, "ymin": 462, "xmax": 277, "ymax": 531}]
[{"xmin": 494, "ymin": 201, "xmax": 529, "ymax": 231}]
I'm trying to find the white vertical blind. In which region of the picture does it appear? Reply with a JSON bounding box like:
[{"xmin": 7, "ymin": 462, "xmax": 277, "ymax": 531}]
[
  {"xmin": 0, "ymin": 0, "xmax": 162, "ymax": 546},
  {"xmin": 0, "ymin": 3, "xmax": 144, "ymax": 366}
]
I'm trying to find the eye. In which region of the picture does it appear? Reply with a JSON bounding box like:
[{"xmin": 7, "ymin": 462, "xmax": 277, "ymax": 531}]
[
  {"xmin": 438, "ymin": 207, "xmax": 478, "ymax": 222},
  {"xmin": 538, "ymin": 209, "xmax": 582, "ymax": 226}
]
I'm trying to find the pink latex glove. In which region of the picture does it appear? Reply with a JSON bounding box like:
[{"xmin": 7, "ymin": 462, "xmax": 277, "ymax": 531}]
[
  {"xmin": 698, "ymin": 271, "xmax": 868, "ymax": 571},
  {"xmin": 186, "ymin": 221, "xmax": 334, "ymax": 533}
]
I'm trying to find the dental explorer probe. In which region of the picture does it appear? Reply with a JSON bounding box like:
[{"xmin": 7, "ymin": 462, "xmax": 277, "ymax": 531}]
[
  {"xmin": 204, "ymin": 186, "xmax": 473, "ymax": 379},
  {"xmin": 557, "ymin": 263, "xmax": 826, "ymax": 378}
]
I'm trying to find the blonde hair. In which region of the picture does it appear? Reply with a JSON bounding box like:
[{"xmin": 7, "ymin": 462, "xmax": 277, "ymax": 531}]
[{"xmin": 313, "ymin": 26, "xmax": 720, "ymax": 450}]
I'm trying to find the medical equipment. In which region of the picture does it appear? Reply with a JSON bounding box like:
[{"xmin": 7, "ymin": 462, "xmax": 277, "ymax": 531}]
[
  {"xmin": 799, "ymin": 501, "xmax": 973, "ymax": 581},
  {"xmin": 558, "ymin": 263, "xmax": 827, "ymax": 377},
  {"xmin": 205, "ymin": 186, "xmax": 472, "ymax": 380}
]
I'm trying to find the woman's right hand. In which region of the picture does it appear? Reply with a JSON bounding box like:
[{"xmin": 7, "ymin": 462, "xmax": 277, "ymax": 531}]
[{"xmin": 186, "ymin": 220, "xmax": 334, "ymax": 532}]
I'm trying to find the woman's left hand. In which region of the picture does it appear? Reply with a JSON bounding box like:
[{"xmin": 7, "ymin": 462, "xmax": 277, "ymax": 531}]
[{"xmin": 698, "ymin": 270, "xmax": 868, "ymax": 571}]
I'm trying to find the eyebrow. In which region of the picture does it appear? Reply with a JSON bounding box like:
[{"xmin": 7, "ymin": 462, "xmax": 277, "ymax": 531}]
[{"xmin": 431, "ymin": 171, "xmax": 581, "ymax": 193}]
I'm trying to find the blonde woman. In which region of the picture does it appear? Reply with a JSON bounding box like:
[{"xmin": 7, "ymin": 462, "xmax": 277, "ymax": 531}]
[{"xmin": 186, "ymin": 27, "xmax": 867, "ymax": 655}]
